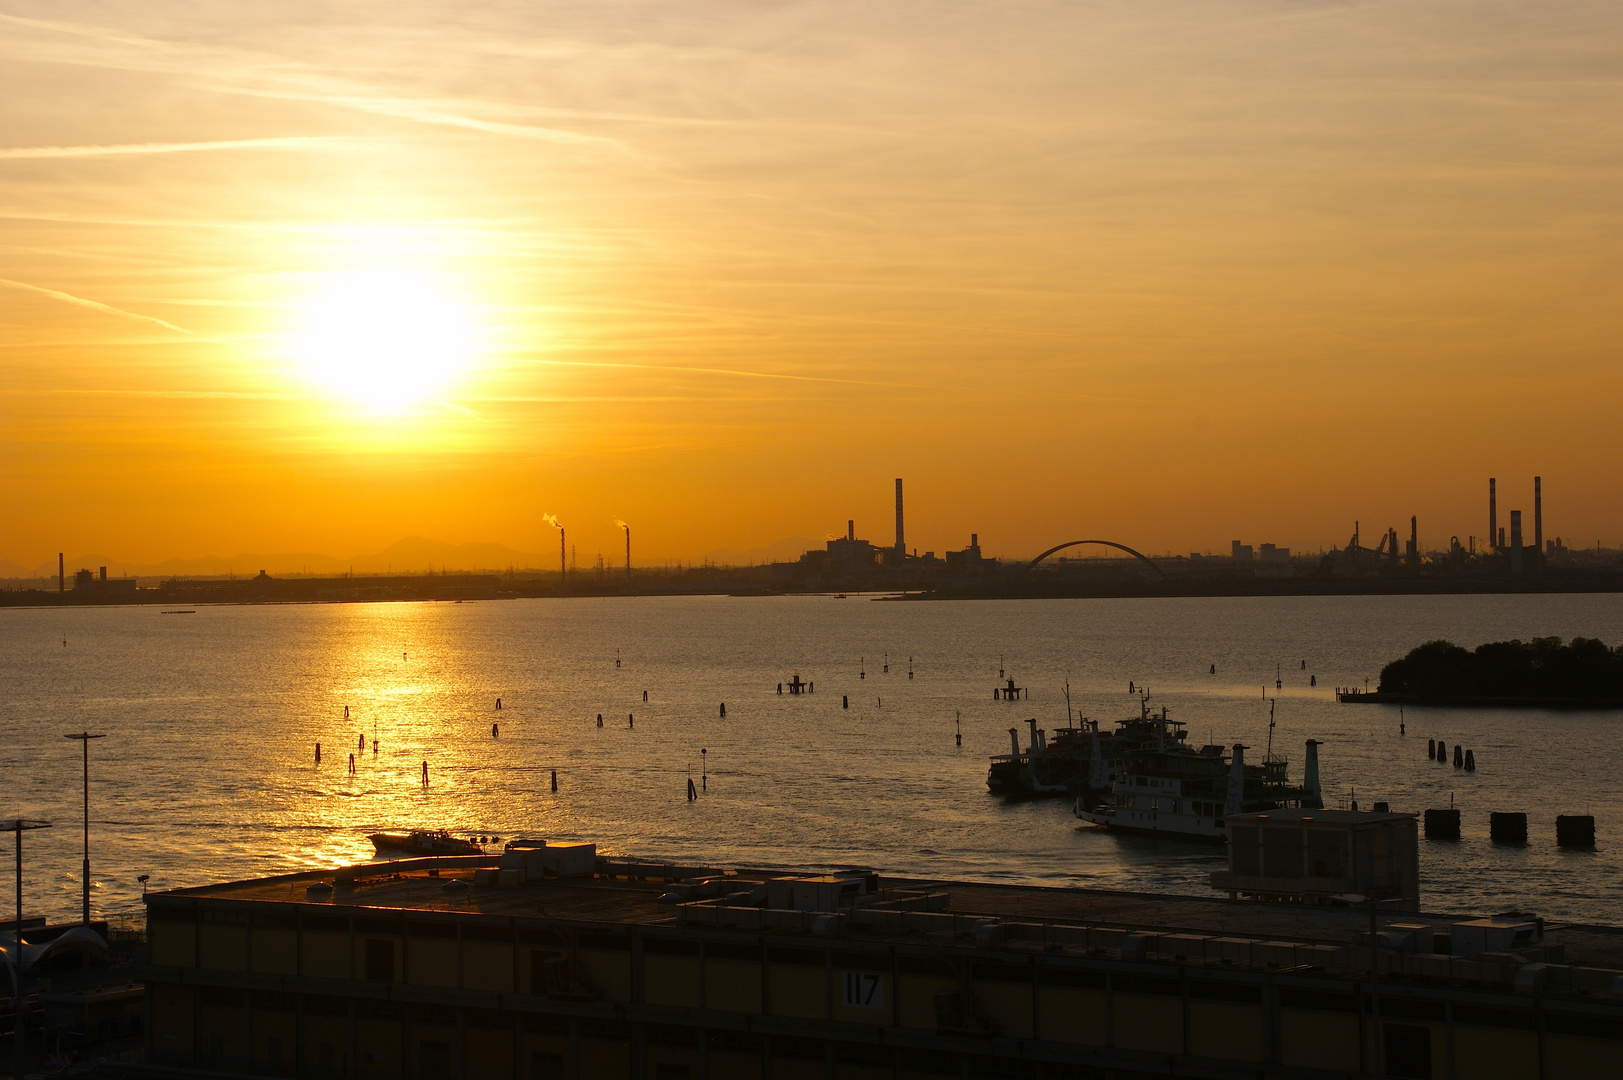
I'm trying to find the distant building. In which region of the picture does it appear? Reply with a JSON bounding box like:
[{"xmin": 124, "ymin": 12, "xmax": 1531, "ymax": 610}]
[
  {"xmin": 1230, "ymin": 541, "xmax": 1254, "ymax": 563},
  {"xmin": 821, "ymin": 520, "xmax": 878, "ymax": 569},
  {"xmin": 944, "ymin": 533, "xmax": 990, "ymax": 575},
  {"xmin": 72, "ymin": 566, "xmax": 137, "ymax": 594},
  {"xmin": 1258, "ymin": 543, "xmax": 1290, "ymax": 566}
]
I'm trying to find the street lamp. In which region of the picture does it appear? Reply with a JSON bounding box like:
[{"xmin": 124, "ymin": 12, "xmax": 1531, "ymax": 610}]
[
  {"xmin": 63, "ymin": 732, "xmax": 106, "ymax": 925},
  {"xmin": 2, "ymin": 818, "xmax": 51, "ymax": 1080}
]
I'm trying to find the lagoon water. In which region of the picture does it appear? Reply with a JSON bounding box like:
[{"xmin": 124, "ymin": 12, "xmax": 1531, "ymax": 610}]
[{"xmin": 2, "ymin": 593, "xmax": 1621, "ymax": 928}]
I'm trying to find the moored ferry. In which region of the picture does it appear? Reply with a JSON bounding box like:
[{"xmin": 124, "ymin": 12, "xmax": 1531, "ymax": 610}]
[{"xmin": 1073, "ymin": 704, "xmax": 1324, "ymax": 840}]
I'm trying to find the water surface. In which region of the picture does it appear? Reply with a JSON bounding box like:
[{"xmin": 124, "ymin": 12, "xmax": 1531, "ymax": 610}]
[{"xmin": 1, "ymin": 593, "xmax": 1618, "ymax": 927}]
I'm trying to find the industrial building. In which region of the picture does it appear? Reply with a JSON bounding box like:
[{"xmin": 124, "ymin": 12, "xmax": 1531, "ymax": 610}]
[
  {"xmin": 135, "ymin": 842, "xmax": 1623, "ymax": 1080},
  {"xmin": 783, "ymin": 480, "xmax": 991, "ymax": 586}
]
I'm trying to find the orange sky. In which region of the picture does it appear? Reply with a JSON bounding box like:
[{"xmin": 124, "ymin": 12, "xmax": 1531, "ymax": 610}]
[{"xmin": 3, "ymin": 2, "xmax": 1620, "ymax": 570}]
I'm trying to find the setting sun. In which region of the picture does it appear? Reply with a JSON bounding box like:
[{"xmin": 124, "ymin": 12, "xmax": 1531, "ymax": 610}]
[{"xmin": 289, "ymin": 267, "xmax": 477, "ymax": 414}]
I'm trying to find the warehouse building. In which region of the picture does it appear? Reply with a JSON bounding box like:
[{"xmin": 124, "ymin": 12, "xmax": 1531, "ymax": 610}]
[{"xmin": 137, "ymin": 842, "xmax": 1623, "ymax": 1079}]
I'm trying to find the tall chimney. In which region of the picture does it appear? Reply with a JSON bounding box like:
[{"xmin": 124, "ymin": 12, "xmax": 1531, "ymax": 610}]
[
  {"xmin": 894, "ymin": 478, "xmax": 905, "ymax": 558},
  {"xmin": 1534, "ymin": 476, "xmax": 1543, "ymax": 557},
  {"xmin": 560, "ymin": 528, "xmax": 566, "ymax": 582},
  {"xmin": 847, "ymin": 520, "xmax": 854, "ymax": 542},
  {"xmin": 1510, "ymin": 510, "xmax": 1523, "ymax": 573},
  {"xmin": 58, "ymin": 552, "xmax": 64, "ymax": 593},
  {"xmin": 624, "ymin": 525, "xmax": 631, "ymax": 578},
  {"xmin": 1225, "ymin": 744, "xmax": 1247, "ymax": 818},
  {"xmin": 1409, "ymin": 515, "xmax": 1418, "ymax": 566},
  {"xmin": 1489, "ymin": 478, "xmax": 1497, "ymax": 550},
  {"xmin": 1303, "ymin": 740, "xmax": 1323, "ymax": 809}
]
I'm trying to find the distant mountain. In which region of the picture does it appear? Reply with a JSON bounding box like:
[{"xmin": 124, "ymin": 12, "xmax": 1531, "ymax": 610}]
[
  {"xmin": 699, "ymin": 536, "xmax": 822, "ymax": 566},
  {"xmin": 349, "ymin": 537, "xmax": 546, "ymax": 574}
]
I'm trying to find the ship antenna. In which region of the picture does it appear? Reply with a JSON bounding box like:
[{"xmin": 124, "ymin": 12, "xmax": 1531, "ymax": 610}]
[{"xmin": 1064, "ymin": 679, "xmax": 1072, "ymax": 724}]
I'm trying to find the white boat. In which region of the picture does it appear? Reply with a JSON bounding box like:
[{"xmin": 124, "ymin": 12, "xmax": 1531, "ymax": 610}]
[{"xmin": 1074, "ymin": 717, "xmax": 1324, "ymax": 842}]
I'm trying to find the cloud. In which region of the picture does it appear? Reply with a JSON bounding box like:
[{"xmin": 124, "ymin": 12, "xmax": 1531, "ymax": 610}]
[
  {"xmin": 0, "ymin": 12, "xmax": 632, "ymax": 154},
  {"xmin": 0, "ymin": 136, "xmax": 353, "ymax": 159},
  {"xmin": 0, "ymin": 278, "xmax": 195, "ymax": 335}
]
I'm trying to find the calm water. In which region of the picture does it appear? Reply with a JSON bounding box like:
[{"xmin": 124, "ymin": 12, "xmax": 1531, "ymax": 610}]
[{"xmin": 2, "ymin": 593, "xmax": 1620, "ymax": 928}]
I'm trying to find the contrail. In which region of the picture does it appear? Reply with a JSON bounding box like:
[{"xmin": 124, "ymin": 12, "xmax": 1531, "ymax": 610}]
[
  {"xmin": 0, "ymin": 136, "xmax": 350, "ymax": 159},
  {"xmin": 0, "ymin": 278, "xmax": 195, "ymax": 334}
]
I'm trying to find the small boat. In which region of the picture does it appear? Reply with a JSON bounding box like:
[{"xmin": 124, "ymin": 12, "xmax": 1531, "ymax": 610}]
[{"xmin": 368, "ymin": 829, "xmax": 483, "ymax": 857}]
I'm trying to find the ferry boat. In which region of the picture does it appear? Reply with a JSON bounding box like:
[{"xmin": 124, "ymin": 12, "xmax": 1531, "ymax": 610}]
[
  {"xmin": 985, "ymin": 693, "xmax": 1196, "ymax": 803},
  {"xmin": 1073, "ymin": 704, "xmax": 1324, "ymax": 841},
  {"xmin": 368, "ymin": 829, "xmax": 484, "ymax": 857}
]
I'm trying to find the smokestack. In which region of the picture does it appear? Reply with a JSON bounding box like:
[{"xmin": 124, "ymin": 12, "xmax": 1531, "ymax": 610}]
[
  {"xmin": 58, "ymin": 552, "xmax": 64, "ymax": 593},
  {"xmin": 624, "ymin": 524, "xmax": 631, "ymax": 579},
  {"xmin": 560, "ymin": 528, "xmax": 566, "ymax": 581},
  {"xmin": 1225, "ymin": 744, "xmax": 1247, "ymax": 818},
  {"xmin": 1534, "ymin": 476, "xmax": 1543, "ymax": 558},
  {"xmin": 1489, "ymin": 478, "xmax": 1497, "ymax": 551},
  {"xmin": 1510, "ymin": 510, "xmax": 1523, "ymax": 573},
  {"xmin": 1303, "ymin": 740, "xmax": 1323, "ymax": 809},
  {"xmin": 847, "ymin": 520, "xmax": 854, "ymax": 542},
  {"xmin": 1409, "ymin": 515, "xmax": 1418, "ymax": 566},
  {"xmin": 894, "ymin": 478, "xmax": 904, "ymax": 558}
]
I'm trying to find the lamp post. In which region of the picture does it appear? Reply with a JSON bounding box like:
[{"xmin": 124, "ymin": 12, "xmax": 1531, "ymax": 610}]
[
  {"xmin": 63, "ymin": 732, "xmax": 106, "ymax": 925},
  {"xmin": 3, "ymin": 818, "xmax": 51, "ymax": 1080},
  {"xmin": 1359, "ymin": 891, "xmax": 1387, "ymax": 1078}
]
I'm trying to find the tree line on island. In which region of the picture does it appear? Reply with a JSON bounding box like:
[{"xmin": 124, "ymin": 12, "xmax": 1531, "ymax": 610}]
[{"xmin": 1378, "ymin": 636, "xmax": 1623, "ymax": 700}]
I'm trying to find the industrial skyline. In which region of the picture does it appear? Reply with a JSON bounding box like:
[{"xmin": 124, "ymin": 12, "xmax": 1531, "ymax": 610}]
[{"xmin": 7, "ymin": 472, "xmax": 1611, "ymax": 586}]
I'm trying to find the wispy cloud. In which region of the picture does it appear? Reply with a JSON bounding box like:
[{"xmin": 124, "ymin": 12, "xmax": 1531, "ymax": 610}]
[
  {"xmin": 0, "ymin": 136, "xmax": 352, "ymax": 160},
  {"xmin": 0, "ymin": 278, "xmax": 195, "ymax": 335},
  {"xmin": 0, "ymin": 12, "xmax": 632, "ymax": 154}
]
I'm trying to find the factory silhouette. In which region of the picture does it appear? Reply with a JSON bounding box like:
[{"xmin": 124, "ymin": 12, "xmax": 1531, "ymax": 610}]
[{"xmin": 7, "ymin": 475, "xmax": 1620, "ymax": 607}]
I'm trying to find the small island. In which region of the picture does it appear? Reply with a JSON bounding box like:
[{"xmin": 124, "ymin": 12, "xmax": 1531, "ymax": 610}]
[{"xmin": 1341, "ymin": 636, "xmax": 1623, "ymax": 708}]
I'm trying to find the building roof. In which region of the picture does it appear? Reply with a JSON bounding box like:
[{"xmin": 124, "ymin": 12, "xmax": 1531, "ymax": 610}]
[{"xmin": 152, "ymin": 847, "xmax": 1591, "ymax": 961}]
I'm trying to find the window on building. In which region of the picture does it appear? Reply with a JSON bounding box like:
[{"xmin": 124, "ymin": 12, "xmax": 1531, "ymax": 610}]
[
  {"xmin": 419, "ymin": 1040, "xmax": 451, "ymax": 1080},
  {"xmin": 1384, "ymin": 1023, "xmax": 1432, "ymax": 1079},
  {"xmin": 365, "ymin": 938, "xmax": 395, "ymax": 982}
]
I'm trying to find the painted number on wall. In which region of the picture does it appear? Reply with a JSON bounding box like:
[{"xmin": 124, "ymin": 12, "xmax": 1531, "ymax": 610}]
[{"xmin": 842, "ymin": 971, "xmax": 884, "ymax": 1008}]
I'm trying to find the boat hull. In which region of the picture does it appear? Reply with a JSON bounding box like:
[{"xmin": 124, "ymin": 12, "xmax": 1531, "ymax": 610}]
[
  {"xmin": 369, "ymin": 830, "xmax": 482, "ymax": 857},
  {"xmin": 1073, "ymin": 805, "xmax": 1227, "ymax": 842}
]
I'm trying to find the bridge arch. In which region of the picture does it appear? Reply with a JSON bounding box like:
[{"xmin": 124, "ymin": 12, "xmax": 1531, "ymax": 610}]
[{"xmin": 1024, "ymin": 540, "xmax": 1164, "ymax": 577}]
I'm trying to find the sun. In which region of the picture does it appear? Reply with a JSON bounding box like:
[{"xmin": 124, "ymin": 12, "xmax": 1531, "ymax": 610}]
[{"xmin": 289, "ymin": 267, "xmax": 477, "ymax": 413}]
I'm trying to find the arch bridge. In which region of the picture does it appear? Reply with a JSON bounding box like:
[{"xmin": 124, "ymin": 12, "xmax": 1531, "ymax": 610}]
[{"xmin": 1023, "ymin": 540, "xmax": 1165, "ymax": 577}]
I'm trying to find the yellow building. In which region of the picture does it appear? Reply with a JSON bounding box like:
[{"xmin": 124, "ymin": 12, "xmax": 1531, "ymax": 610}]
[{"xmin": 138, "ymin": 846, "xmax": 1622, "ymax": 1079}]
